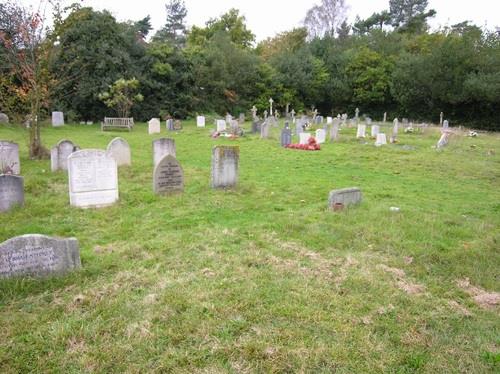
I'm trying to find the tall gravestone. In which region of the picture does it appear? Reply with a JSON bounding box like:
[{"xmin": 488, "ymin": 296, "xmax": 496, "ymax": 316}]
[
  {"xmin": 153, "ymin": 138, "xmax": 176, "ymax": 166},
  {"xmin": 238, "ymin": 113, "xmax": 245, "ymax": 124},
  {"xmin": 0, "ymin": 175, "xmax": 24, "ymax": 212},
  {"xmin": 375, "ymin": 133, "xmax": 387, "ymax": 147},
  {"xmin": 0, "ymin": 141, "xmax": 20, "ymax": 175},
  {"xmin": 327, "ymin": 116, "xmax": 333, "ymax": 124},
  {"xmin": 106, "ymin": 137, "xmax": 131, "ymax": 167},
  {"xmin": 443, "ymin": 120, "xmax": 449, "ymax": 129},
  {"xmin": 68, "ymin": 150, "xmax": 118, "ymax": 208},
  {"xmin": 196, "ymin": 116, "xmax": 205, "ymax": 128},
  {"xmin": 52, "ymin": 111, "xmax": 64, "ymax": 127},
  {"xmin": 371, "ymin": 125, "xmax": 380, "ymax": 138},
  {"xmin": 295, "ymin": 119, "xmax": 303, "ymax": 136},
  {"xmin": 51, "ymin": 140, "xmax": 79, "ymax": 172},
  {"xmin": 166, "ymin": 119, "xmax": 174, "ymax": 131},
  {"xmin": 260, "ymin": 121, "xmax": 269, "ymax": 139},
  {"xmin": 281, "ymin": 127, "xmax": 292, "ymax": 147},
  {"xmin": 153, "ymin": 155, "xmax": 184, "ymax": 194},
  {"xmin": 315, "ymin": 129, "xmax": 326, "ymax": 144},
  {"xmin": 391, "ymin": 118, "xmax": 399, "ymax": 143},
  {"xmin": 330, "ymin": 121, "xmax": 340, "ymax": 142},
  {"xmin": 356, "ymin": 124, "xmax": 366, "ymax": 138},
  {"xmin": 211, "ymin": 146, "xmax": 239, "ymax": 189},
  {"xmin": 251, "ymin": 120, "xmax": 262, "ymax": 134},
  {"xmin": 0, "ymin": 234, "xmax": 80, "ymax": 279},
  {"xmin": 148, "ymin": 118, "xmax": 161, "ymax": 134},
  {"xmin": 216, "ymin": 120, "xmax": 226, "ymax": 132}
]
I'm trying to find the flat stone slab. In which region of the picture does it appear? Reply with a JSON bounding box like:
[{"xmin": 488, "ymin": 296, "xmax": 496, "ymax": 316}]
[
  {"xmin": 0, "ymin": 234, "xmax": 80, "ymax": 279},
  {"xmin": 328, "ymin": 187, "xmax": 362, "ymax": 209},
  {"xmin": 0, "ymin": 174, "xmax": 24, "ymax": 212}
]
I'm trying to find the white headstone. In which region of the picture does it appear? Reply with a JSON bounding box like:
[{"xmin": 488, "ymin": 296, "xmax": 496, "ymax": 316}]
[
  {"xmin": 371, "ymin": 125, "xmax": 380, "ymax": 137},
  {"xmin": 68, "ymin": 150, "xmax": 118, "ymax": 208},
  {"xmin": 375, "ymin": 133, "xmax": 387, "ymax": 147},
  {"xmin": 315, "ymin": 129, "xmax": 326, "ymax": 144},
  {"xmin": 196, "ymin": 116, "xmax": 205, "ymax": 128},
  {"xmin": 327, "ymin": 117, "xmax": 333, "ymax": 124},
  {"xmin": 0, "ymin": 141, "xmax": 20, "ymax": 175},
  {"xmin": 211, "ymin": 146, "xmax": 239, "ymax": 189},
  {"xmin": 356, "ymin": 124, "xmax": 366, "ymax": 138},
  {"xmin": 443, "ymin": 120, "xmax": 449, "ymax": 129},
  {"xmin": 153, "ymin": 138, "xmax": 176, "ymax": 166},
  {"xmin": 52, "ymin": 111, "xmax": 64, "ymax": 127},
  {"xmin": 216, "ymin": 120, "xmax": 226, "ymax": 132},
  {"xmin": 299, "ymin": 133, "xmax": 311, "ymax": 145},
  {"xmin": 51, "ymin": 140, "xmax": 79, "ymax": 172},
  {"xmin": 106, "ymin": 138, "xmax": 131, "ymax": 167},
  {"xmin": 330, "ymin": 121, "xmax": 340, "ymax": 142},
  {"xmin": 148, "ymin": 118, "xmax": 161, "ymax": 134}
]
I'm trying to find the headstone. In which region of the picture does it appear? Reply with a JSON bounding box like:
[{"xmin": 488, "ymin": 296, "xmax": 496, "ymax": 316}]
[
  {"xmin": 106, "ymin": 137, "xmax": 131, "ymax": 167},
  {"xmin": 0, "ymin": 234, "xmax": 80, "ymax": 279},
  {"xmin": 356, "ymin": 124, "xmax": 366, "ymax": 138},
  {"xmin": 295, "ymin": 119, "xmax": 303, "ymax": 136},
  {"xmin": 153, "ymin": 155, "xmax": 183, "ymax": 195},
  {"xmin": 315, "ymin": 129, "xmax": 326, "ymax": 144},
  {"xmin": 230, "ymin": 120, "xmax": 240, "ymax": 134},
  {"xmin": 153, "ymin": 138, "xmax": 176, "ymax": 166},
  {"xmin": 86, "ymin": 121, "xmax": 93, "ymax": 125},
  {"xmin": 50, "ymin": 140, "xmax": 79, "ymax": 172},
  {"xmin": 196, "ymin": 116, "xmax": 206, "ymax": 128},
  {"xmin": 174, "ymin": 120, "xmax": 182, "ymax": 130},
  {"xmin": 443, "ymin": 120, "xmax": 449, "ymax": 129},
  {"xmin": 290, "ymin": 109, "xmax": 296, "ymax": 122},
  {"xmin": 327, "ymin": 116, "xmax": 333, "ymax": 124},
  {"xmin": 330, "ymin": 121, "xmax": 340, "ymax": 142},
  {"xmin": 281, "ymin": 128, "xmax": 292, "ymax": 147},
  {"xmin": 216, "ymin": 120, "xmax": 226, "ymax": 132},
  {"xmin": 0, "ymin": 113, "xmax": 9, "ymax": 124},
  {"xmin": 355, "ymin": 108, "xmax": 360, "ymax": 123},
  {"xmin": 166, "ymin": 119, "xmax": 174, "ymax": 131},
  {"xmin": 0, "ymin": 175, "xmax": 24, "ymax": 212},
  {"xmin": 437, "ymin": 132, "xmax": 451, "ymax": 149},
  {"xmin": 328, "ymin": 187, "xmax": 362, "ymax": 209},
  {"xmin": 68, "ymin": 150, "xmax": 118, "ymax": 208},
  {"xmin": 375, "ymin": 133, "xmax": 387, "ymax": 147},
  {"xmin": 371, "ymin": 125, "xmax": 380, "ymax": 138},
  {"xmin": 263, "ymin": 110, "xmax": 268, "ymax": 119},
  {"xmin": 211, "ymin": 146, "xmax": 239, "ymax": 189},
  {"xmin": 225, "ymin": 114, "xmax": 233, "ymax": 124},
  {"xmin": 252, "ymin": 120, "xmax": 262, "ymax": 134},
  {"xmin": 315, "ymin": 116, "xmax": 322, "ymax": 125},
  {"xmin": 238, "ymin": 113, "xmax": 245, "ymax": 124},
  {"xmin": 299, "ymin": 132, "xmax": 311, "ymax": 145},
  {"xmin": 366, "ymin": 117, "xmax": 372, "ymax": 125},
  {"xmin": 0, "ymin": 141, "xmax": 20, "ymax": 175},
  {"xmin": 52, "ymin": 111, "xmax": 64, "ymax": 127},
  {"xmin": 260, "ymin": 121, "xmax": 269, "ymax": 139},
  {"xmin": 390, "ymin": 118, "xmax": 399, "ymax": 143},
  {"xmin": 383, "ymin": 112, "xmax": 387, "ymax": 123},
  {"xmin": 251, "ymin": 106, "xmax": 257, "ymax": 120},
  {"xmin": 148, "ymin": 118, "xmax": 161, "ymax": 134}
]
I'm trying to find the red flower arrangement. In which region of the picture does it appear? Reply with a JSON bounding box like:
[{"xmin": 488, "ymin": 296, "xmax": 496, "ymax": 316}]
[{"xmin": 286, "ymin": 137, "xmax": 321, "ymax": 151}]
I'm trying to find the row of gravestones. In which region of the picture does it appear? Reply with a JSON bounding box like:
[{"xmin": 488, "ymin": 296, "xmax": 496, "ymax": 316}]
[{"xmin": 148, "ymin": 115, "xmax": 246, "ymax": 134}]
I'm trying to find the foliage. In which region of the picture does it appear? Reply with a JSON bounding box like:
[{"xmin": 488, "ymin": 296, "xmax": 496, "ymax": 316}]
[
  {"xmin": 304, "ymin": 0, "xmax": 348, "ymax": 39},
  {"xmin": 153, "ymin": 0, "xmax": 187, "ymax": 47},
  {"xmin": 99, "ymin": 78, "xmax": 143, "ymax": 118}
]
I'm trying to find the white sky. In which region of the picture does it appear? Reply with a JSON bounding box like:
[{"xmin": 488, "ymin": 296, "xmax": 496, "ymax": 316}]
[{"xmin": 25, "ymin": 0, "xmax": 500, "ymax": 42}]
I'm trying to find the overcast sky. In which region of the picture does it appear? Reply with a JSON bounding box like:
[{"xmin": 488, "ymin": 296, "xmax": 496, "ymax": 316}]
[{"xmin": 26, "ymin": 0, "xmax": 500, "ymax": 42}]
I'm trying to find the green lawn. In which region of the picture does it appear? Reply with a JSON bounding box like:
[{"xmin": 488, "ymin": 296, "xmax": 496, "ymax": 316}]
[{"xmin": 1, "ymin": 121, "xmax": 499, "ymax": 373}]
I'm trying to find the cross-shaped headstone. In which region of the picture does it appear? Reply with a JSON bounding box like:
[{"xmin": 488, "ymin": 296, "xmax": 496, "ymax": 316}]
[{"xmin": 269, "ymin": 98, "xmax": 274, "ymax": 116}]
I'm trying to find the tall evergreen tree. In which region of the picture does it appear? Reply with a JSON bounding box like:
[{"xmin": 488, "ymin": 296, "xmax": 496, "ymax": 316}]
[{"xmin": 154, "ymin": 0, "xmax": 187, "ymax": 47}]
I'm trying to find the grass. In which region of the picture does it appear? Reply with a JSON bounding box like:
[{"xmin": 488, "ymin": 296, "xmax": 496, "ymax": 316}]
[{"xmin": 0, "ymin": 121, "xmax": 499, "ymax": 373}]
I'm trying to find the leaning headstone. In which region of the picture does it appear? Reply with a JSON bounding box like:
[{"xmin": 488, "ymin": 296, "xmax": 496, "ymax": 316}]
[
  {"xmin": 153, "ymin": 155, "xmax": 183, "ymax": 195},
  {"xmin": 315, "ymin": 129, "xmax": 326, "ymax": 144},
  {"xmin": 196, "ymin": 116, "xmax": 205, "ymax": 128},
  {"xmin": 356, "ymin": 124, "xmax": 366, "ymax": 138},
  {"xmin": 375, "ymin": 133, "xmax": 387, "ymax": 147},
  {"xmin": 166, "ymin": 119, "xmax": 174, "ymax": 131},
  {"xmin": 153, "ymin": 138, "xmax": 176, "ymax": 166},
  {"xmin": 281, "ymin": 127, "xmax": 292, "ymax": 147},
  {"xmin": 0, "ymin": 141, "xmax": 20, "ymax": 175},
  {"xmin": 437, "ymin": 132, "xmax": 451, "ymax": 149},
  {"xmin": 106, "ymin": 137, "xmax": 131, "ymax": 167},
  {"xmin": 371, "ymin": 125, "xmax": 380, "ymax": 138},
  {"xmin": 68, "ymin": 150, "xmax": 118, "ymax": 208},
  {"xmin": 328, "ymin": 187, "xmax": 362, "ymax": 210},
  {"xmin": 299, "ymin": 132, "xmax": 311, "ymax": 145},
  {"xmin": 443, "ymin": 120, "xmax": 449, "ymax": 129},
  {"xmin": 52, "ymin": 111, "xmax": 64, "ymax": 127},
  {"xmin": 216, "ymin": 120, "xmax": 226, "ymax": 132},
  {"xmin": 0, "ymin": 234, "xmax": 80, "ymax": 279},
  {"xmin": 50, "ymin": 140, "xmax": 79, "ymax": 172},
  {"xmin": 0, "ymin": 113, "xmax": 9, "ymax": 124},
  {"xmin": 260, "ymin": 121, "xmax": 270, "ymax": 139},
  {"xmin": 330, "ymin": 121, "xmax": 340, "ymax": 142},
  {"xmin": 148, "ymin": 118, "xmax": 161, "ymax": 134},
  {"xmin": 0, "ymin": 174, "xmax": 24, "ymax": 212},
  {"xmin": 211, "ymin": 146, "xmax": 239, "ymax": 189}
]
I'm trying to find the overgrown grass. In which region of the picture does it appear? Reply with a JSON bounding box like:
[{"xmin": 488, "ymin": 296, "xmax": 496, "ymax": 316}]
[{"xmin": 1, "ymin": 121, "xmax": 499, "ymax": 373}]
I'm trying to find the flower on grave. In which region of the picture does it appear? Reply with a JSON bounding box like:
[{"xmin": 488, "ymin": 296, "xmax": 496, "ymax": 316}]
[{"xmin": 468, "ymin": 131, "xmax": 478, "ymax": 137}]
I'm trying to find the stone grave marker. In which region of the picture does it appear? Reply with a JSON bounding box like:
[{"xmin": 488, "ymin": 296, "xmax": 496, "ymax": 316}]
[
  {"xmin": 295, "ymin": 119, "xmax": 304, "ymax": 136},
  {"xmin": 260, "ymin": 121, "xmax": 270, "ymax": 139},
  {"xmin": 252, "ymin": 120, "xmax": 262, "ymax": 134},
  {"xmin": 330, "ymin": 121, "xmax": 340, "ymax": 142},
  {"xmin": 211, "ymin": 146, "xmax": 239, "ymax": 189},
  {"xmin": 148, "ymin": 118, "xmax": 161, "ymax": 134},
  {"xmin": 328, "ymin": 187, "xmax": 362, "ymax": 210},
  {"xmin": 0, "ymin": 141, "xmax": 20, "ymax": 175},
  {"xmin": 68, "ymin": 150, "xmax": 118, "ymax": 208},
  {"xmin": 281, "ymin": 127, "xmax": 292, "ymax": 147},
  {"xmin": 153, "ymin": 155, "xmax": 183, "ymax": 194},
  {"xmin": 383, "ymin": 112, "xmax": 387, "ymax": 123},
  {"xmin": 327, "ymin": 116, "xmax": 333, "ymax": 124},
  {"xmin": 299, "ymin": 132, "xmax": 311, "ymax": 145},
  {"xmin": 315, "ymin": 129, "xmax": 326, "ymax": 144},
  {"xmin": 238, "ymin": 113, "xmax": 245, "ymax": 124},
  {"xmin": 391, "ymin": 118, "xmax": 399, "ymax": 143},
  {"xmin": 52, "ymin": 111, "xmax": 64, "ymax": 127},
  {"xmin": 366, "ymin": 117, "xmax": 372, "ymax": 125},
  {"xmin": 174, "ymin": 120, "xmax": 182, "ymax": 130},
  {"xmin": 443, "ymin": 120, "xmax": 449, "ymax": 129},
  {"xmin": 196, "ymin": 116, "xmax": 205, "ymax": 128},
  {"xmin": 0, "ymin": 174, "xmax": 24, "ymax": 212},
  {"xmin": 106, "ymin": 137, "xmax": 131, "ymax": 167},
  {"xmin": 0, "ymin": 234, "xmax": 80, "ymax": 279},
  {"xmin": 216, "ymin": 119, "xmax": 226, "ymax": 132},
  {"xmin": 153, "ymin": 138, "xmax": 176, "ymax": 166},
  {"xmin": 166, "ymin": 119, "xmax": 174, "ymax": 131},
  {"xmin": 356, "ymin": 124, "xmax": 366, "ymax": 138},
  {"xmin": 371, "ymin": 125, "xmax": 380, "ymax": 138},
  {"xmin": 437, "ymin": 132, "xmax": 451, "ymax": 149},
  {"xmin": 50, "ymin": 140, "xmax": 79, "ymax": 172},
  {"xmin": 0, "ymin": 113, "xmax": 9, "ymax": 124},
  {"xmin": 375, "ymin": 133, "xmax": 387, "ymax": 147}
]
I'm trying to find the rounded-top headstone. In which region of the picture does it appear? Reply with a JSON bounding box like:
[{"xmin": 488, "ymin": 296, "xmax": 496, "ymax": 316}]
[
  {"xmin": 0, "ymin": 141, "xmax": 20, "ymax": 175},
  {"xmin": 153, "ymin": 155, "xmax": 184, "ymax": 195},
  {"xmin": 106, "ymin": 137, "xmax": 131, "ymax": 167},
  {"xmin": 0, "ymin": 174, "xmax": 24, "ymax": 212},
  {"xmin": 148, "ymin": 118, "xmax": 161, "ymax": 134},
  {"xmin": 51, "ymin": 139, "xmax": 79, "ymax": 172},
  {"xmin": 0, "ymin": 113, "xmax": 9, "ymax": 124},
  {"xmin": 153, "ymin": 138, "xmax": 176, "ymax": 166}
]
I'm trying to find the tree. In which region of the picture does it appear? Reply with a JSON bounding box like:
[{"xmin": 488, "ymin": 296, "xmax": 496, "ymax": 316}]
[
  {"xmin": 389, "ymin": 0, "xmax": 435, "ymax": 33},
  {"xmin": 0, "ymin": 0, "xmax": 52, "ymax": 159},
  {"xmin": 99, "ymin": 78, "xmax": 143, "ymax": 118},
  {"xmin": 256, "ymin": 28, "xmax": 308, "ymax": 61},
  {"xmin": 154, "ymin": 0, "xmax": 187, "ymax": 47},
  {"xmin": 304, "ymin": 0, "xmax": 348, "ymax": 39}
]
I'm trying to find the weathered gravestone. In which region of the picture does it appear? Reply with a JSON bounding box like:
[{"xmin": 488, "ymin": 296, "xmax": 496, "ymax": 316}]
[
  {"xmin": 50, "ymin": 140, "xmax": 79, "ymax": 172},
  {"xmin": 196, "ymin": 116, "xmax": 205, "ymax": 128},
  {"xmin": 153, "ymin": 155, "xmax": 183, "ymax": 195},
  {"xmin": 295, "ymin": 119, "xmax": 304, "ymax": 136},
  {"xmin": 281, "ymin": 127, "xmax": 292, "ymax": 147},
  {"xmin": 166, "ymin": 119, "xmax": 174, "ymax": 131},
  {"xmin": 0, "ymin": 234, "xmax": 80, "ymax": 279},
  {"xmin": 443, "ymin": 120, "xmax": 449, "ymax": 129},
  {"xmin": 153, "ymin": 138, "xmax": 176, "ymax": 166},
  {"xmin": 260, "ymin": 121, "xmax": 270, "ymax": 139},
  {"xmin": 0, "ymin": 174, "xmax": 24, "ymax": 212},
  {"xmin": 211, "ymin": 146, "xmax": 239, "ymax": 189},
  {"xmin": 356, "ymin": 124, "xmax": 366, "ymax": 138},
  {"xmin": 327, "ymin": 116, "xmax": 333, "ymax": 124},
  {"xmin": 299, "ymin": 132, "xmax": 311, "ymax": 145},
  {"xmin": 174, "ymin": 120, "xmax": 182, "ymax": 130},
  {"xmin": 68, "ymin": 150, "xmax": 118, "ymax": 208},
  {"xmin": 0, "ymin": 141, "xmax": 20, "ymax": 175},
  {"xmin": 148, "ymin": 118, "xmax": 161, "ymax": 134},
  {"xmin": 375, "ymin": 133, "xmax": 387, "ymax": 147},
  {"xmin": 252, "ymin": 120, "xmax": 262, "ymax": 134},
  {"xmin": 106, "ymin": 137, "xmax": 131, "ymax": 167},
  {"xmin": 315, "ymin": 129, "xmax": 326, "ymax": 144},
  {"xmin": 0, "ymin": 113, "xmax": 9, "ymax": 124},
  {"xmin": 391, "ymin": 118, "xmax": 399, "ymax": 143},
  {"xmin": 366, "ymin": 117, "xmax": 372, "ymax": 125},
  {"xmin": 238, "ymin": 113, "xmax": 245, "ymax": 124},
  {"xmin": 52, "ymin": 111, "xmax": 64, "ymax": 127},
  {"xmin": 328, "ymin": 187, "xmax": 362, "ymax": 210},
  {"xmin": 371, "ymin": 125, "xmax": 380, "ymax": 138},
  {"xmin": 216, "ymin": 119, "xmax": 226, "ymax": 132},
  {"xmin": 225, "ymin": 114, "xmax": 233, "ymax": 124},
  {"xmin": 437, "ymin": 132, "xmax": 451, "ymax": 149},
  {"xmin": 330, "ymin": 121, "xmax": 340, "ymax": 142}
]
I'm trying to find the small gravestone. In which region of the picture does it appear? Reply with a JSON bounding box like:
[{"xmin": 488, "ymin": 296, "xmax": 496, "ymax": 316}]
[
  {"xmin": 166, "ymin": 119, "xmax": 174, "ymax": 131},
  {"xmin": 0, "ymin": 175, "xmax": 24, "ymax": 212},
  {"xmin": 296, "ymin": 120, "xmax": 304, "ymax": 136},
  {"xmin": 216, "ymin": 120, "xmax": 226, "ymax": 132},
  {"xmin": 437, "ymin": 132, "xmax": 451, "ymax": 149},
  {"xmin": 443, "ymin": 120, "xmax": 449, "ymax": 129},
  {"xmin": 153, "ymin": 154, "xmax": 183, "ymax": 194},
  {"xmin": 356, "ymin": 124, "xmax": 366, "ymax": 138},
  {"xmin": 260, "ymin": 121, "xmax": 269, "ymax": 139},
  {"xmin": 375, "ymin": 133, "xmax": 387, "ymax": 147},
  {"xmin": 211, "ymin": 146, "xmax": 239, "ymax": 189},
  {"xmin": 148, "ymin": 118, "xmax": 161, "ymax": 134},
  {"xmin": 50, "ymin": 140, "xmax": 79, "ymax": 172},
  {"xmin": 330, "ymin": 121, "xmax": 340, "ymax": 142},
  {"xmin": 281, "ymin": 127, "xmax": 292, "ymax": 147},
  {"xmin": 238, "ymin": 113, "xmax": 245, "ymax": 124},
  {"xmin": 153, "ymin": 138, "xmax": 176, "ymax": 166},
  {"xmin": 315, "ymin": 129, "xmax": 326, "ymax": 144},
  {"xmin": 174, "ymin": 120, "xmax": 182, "ymax": 130},
  {"xmin": 327, "ymin": 116, "xmax": 333, "ymax": 124},
  {"xmin": 0, "ymin": 141, "xmax": 20, "ymax": 175},
  {"xmin": 252, "ymin": 120, "xmax": 262, "ymax": 134},
  {"xmin": 371, "ymin": 125, "xmax": 380, "ymax": 138},
  {"xmin": 0, "ymin": 234, "xmax": 80, "ymax": 279},
  {"xmin": 328, "ymin": 187, "xmax": 362, "ymax": 210},
  {"xmin": 68, "ymin": 149, "xmax": 118, "ymax": 208},
  {"xmin": 230, "ymin": 120, "xmax": 240, "ymax": 135},
  {"xmin": 299, "ymin": 132, "xmax": 311, "ymax": 145},
  {"xmin": 225, "ymin": 114, "xmax": 233, "ymax": 124},
  {"xmin": 196, "ymin": 116, "xmax": 205, "ymax": 128},
  {"xmin": 366, "ymin": 117, "xmax": 372, "ymax": 125},
  {"xmin": 52, "ymin": 111, "xmax": 64, "ymax": 127},
  {"xmin": 0, "ymin": 113, "xmax": 9, "ymax": 124},
  {"xmin": 106, "ymin": 137, "xmax": 131, "ymax": 167}
]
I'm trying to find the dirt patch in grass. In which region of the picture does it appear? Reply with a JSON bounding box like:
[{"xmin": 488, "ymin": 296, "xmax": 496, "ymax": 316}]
[
  {"xmin": 378, "ymin": 264, "xmax": 425, "ymax": 295},
  {"xmin": 447, "ymin": 300, "xmax": 473, "ymax": 317},
  {"xmin": 456, "ymin": 278, "xmax": 500, "ymax": 310}
]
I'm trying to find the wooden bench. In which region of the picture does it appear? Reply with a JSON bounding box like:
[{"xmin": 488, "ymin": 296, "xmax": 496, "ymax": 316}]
[{"xmin": 101, "ymin": 117, "xmax": 134, "ymax": 131}]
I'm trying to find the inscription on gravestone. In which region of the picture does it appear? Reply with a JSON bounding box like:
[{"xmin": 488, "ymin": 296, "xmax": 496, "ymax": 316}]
[
  {"xmin": 0, "ymin": 175, "xmax": 24, "ymax": 212},
  {"xmin": 0, "ymin": 141, "xmax": 20, "ymax": 175},
  {"xmin": 153, "ymin": 155, "xmax": 184, "ymax": 194}
]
